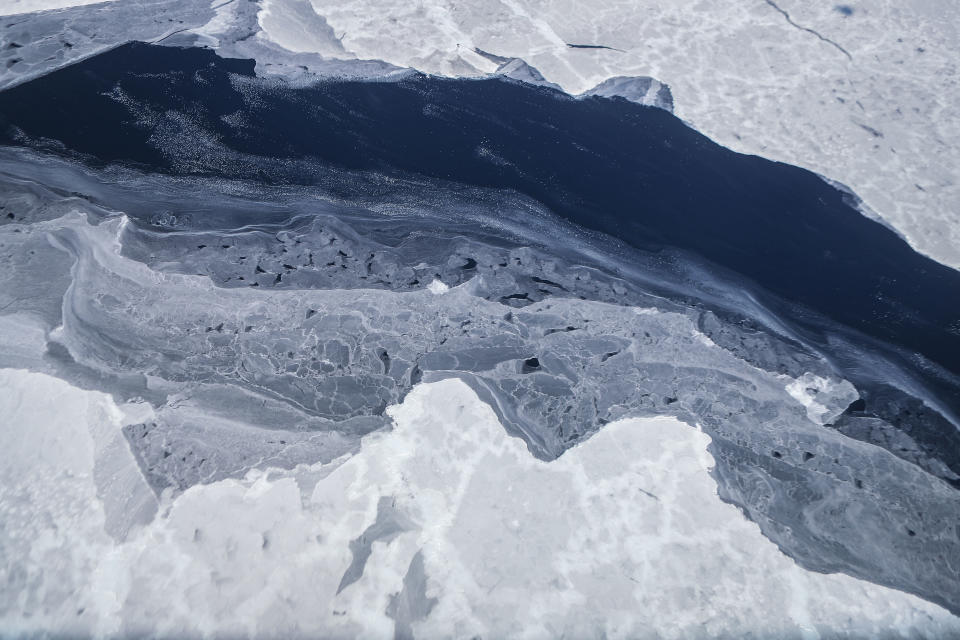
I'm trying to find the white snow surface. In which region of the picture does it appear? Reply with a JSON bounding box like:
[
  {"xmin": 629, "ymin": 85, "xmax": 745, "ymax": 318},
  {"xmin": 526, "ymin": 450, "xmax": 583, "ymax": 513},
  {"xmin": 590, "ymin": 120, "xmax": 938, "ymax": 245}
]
[
  {"xmin": 2, "ymin": 368, "xmax": 957, "ymax": 638},
  {"xmin": 0, "ymin": 0, "xmax": 114, "ymax": 15},
  {"xmin": 257, "ymin": 0, "xmax": 960, "ymax": 271}
]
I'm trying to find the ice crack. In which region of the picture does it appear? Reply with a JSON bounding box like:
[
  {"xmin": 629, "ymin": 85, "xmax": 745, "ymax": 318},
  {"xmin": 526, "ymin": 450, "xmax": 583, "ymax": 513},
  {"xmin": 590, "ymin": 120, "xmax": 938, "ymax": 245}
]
[{"xmin": 763, "ymin": 0, "xmax": 852, "ymax": 61}]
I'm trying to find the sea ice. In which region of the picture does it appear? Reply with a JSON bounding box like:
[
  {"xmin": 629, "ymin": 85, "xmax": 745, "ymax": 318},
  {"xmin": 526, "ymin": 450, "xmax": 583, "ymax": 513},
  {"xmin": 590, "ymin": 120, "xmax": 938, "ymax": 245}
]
[{"xmin": 1, "ymin": 370, "xmax": 957, "ymax": 637}]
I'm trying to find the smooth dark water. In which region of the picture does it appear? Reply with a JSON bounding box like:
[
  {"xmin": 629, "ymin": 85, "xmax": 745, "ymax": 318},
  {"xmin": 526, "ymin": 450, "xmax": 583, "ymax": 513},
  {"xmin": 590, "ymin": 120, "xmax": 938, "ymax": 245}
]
[{"xmin": 1, "ymin": 42, "xmax": 958, "ymax": 389}]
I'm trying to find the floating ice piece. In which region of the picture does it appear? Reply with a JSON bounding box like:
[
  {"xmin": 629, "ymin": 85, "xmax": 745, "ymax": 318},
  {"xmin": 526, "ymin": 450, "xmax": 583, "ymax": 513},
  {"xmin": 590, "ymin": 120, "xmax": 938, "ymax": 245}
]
[
  {"xmin": 785, "ymin": 371, "xmax": 859, "ymax": 425},
  {"xmin": 427, "ymin": 279, "xmax": 449, "ymax": 294},
  {"xmin": 581, "ymin": 75, "xmax": 674, "ymax": 112}
]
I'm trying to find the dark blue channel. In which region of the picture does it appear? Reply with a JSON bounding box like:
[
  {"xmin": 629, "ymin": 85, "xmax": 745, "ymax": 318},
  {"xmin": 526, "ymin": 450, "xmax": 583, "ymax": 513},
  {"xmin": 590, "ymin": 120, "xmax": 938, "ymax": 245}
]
[{"xmin": 1, "ymin": 42, "xmax": 958, "ymax": 400}]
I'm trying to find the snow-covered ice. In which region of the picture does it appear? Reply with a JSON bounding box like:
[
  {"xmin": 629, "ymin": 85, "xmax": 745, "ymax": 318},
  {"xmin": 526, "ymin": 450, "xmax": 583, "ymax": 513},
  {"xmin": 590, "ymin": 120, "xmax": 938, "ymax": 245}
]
[
  {"xmin": 2, "ymin": 369, "xmax": 957, "ymax": 637},
  {"xmin": 0, "ymin": 0, "xmax": 115, "ymax": 14}
]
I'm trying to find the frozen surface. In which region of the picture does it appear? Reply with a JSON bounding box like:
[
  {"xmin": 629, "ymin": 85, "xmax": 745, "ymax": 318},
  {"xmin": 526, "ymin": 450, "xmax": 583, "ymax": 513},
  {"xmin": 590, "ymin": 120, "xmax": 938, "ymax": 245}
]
[
  {"xmin": 1, "ymin": 370, "xmax": 957, "ymax": 638},
  {"xmin": 0, "ymin": 0, "xmax": 114, "ymax": 14},
  {"xmin": 1, "ymin": 3, "xmax": 959, "ymax": 632},
  {"xmin": 1, "ymin": 141, "xmax": 958, "ymax": 614}
]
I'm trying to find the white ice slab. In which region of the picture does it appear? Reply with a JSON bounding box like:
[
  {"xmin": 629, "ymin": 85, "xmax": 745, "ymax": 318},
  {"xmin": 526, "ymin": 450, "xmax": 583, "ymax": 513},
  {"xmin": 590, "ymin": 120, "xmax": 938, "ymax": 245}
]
[
  {"xmin": 1, "ymin": 369, "xmax": 957, "ymax": 637},
  {"xmin": 0, "ymin": 0, "xmax": 115, "ymax": 15}
]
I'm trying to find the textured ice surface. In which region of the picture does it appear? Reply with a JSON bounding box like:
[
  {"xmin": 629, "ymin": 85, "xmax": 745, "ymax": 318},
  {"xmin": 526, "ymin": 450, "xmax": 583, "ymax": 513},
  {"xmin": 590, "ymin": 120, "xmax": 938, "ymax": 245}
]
[
  {"xmin": 2, "ymin": 155, "xmax": 959, "ymax": 615},
  {"xmin": 1, "ymin": 10, "xmax": 960, "ymax": 633},
  {"xmin": 2, "ymin": 371, "xmax": 958, "ymax": 638},
  {"xmin": 0, "ymin": 0, "xmax": 114, "ymax": 14},
  {"xmin": 3, "ymin": 42, "xmax": 959, "ymax": 390}
]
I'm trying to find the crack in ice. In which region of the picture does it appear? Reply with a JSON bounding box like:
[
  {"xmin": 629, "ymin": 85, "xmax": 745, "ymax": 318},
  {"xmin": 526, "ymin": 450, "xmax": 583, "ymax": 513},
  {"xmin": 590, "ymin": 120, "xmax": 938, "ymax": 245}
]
[{"xmin": 763, "ymin": 0, "xmax": 852, "ymax": 61}]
